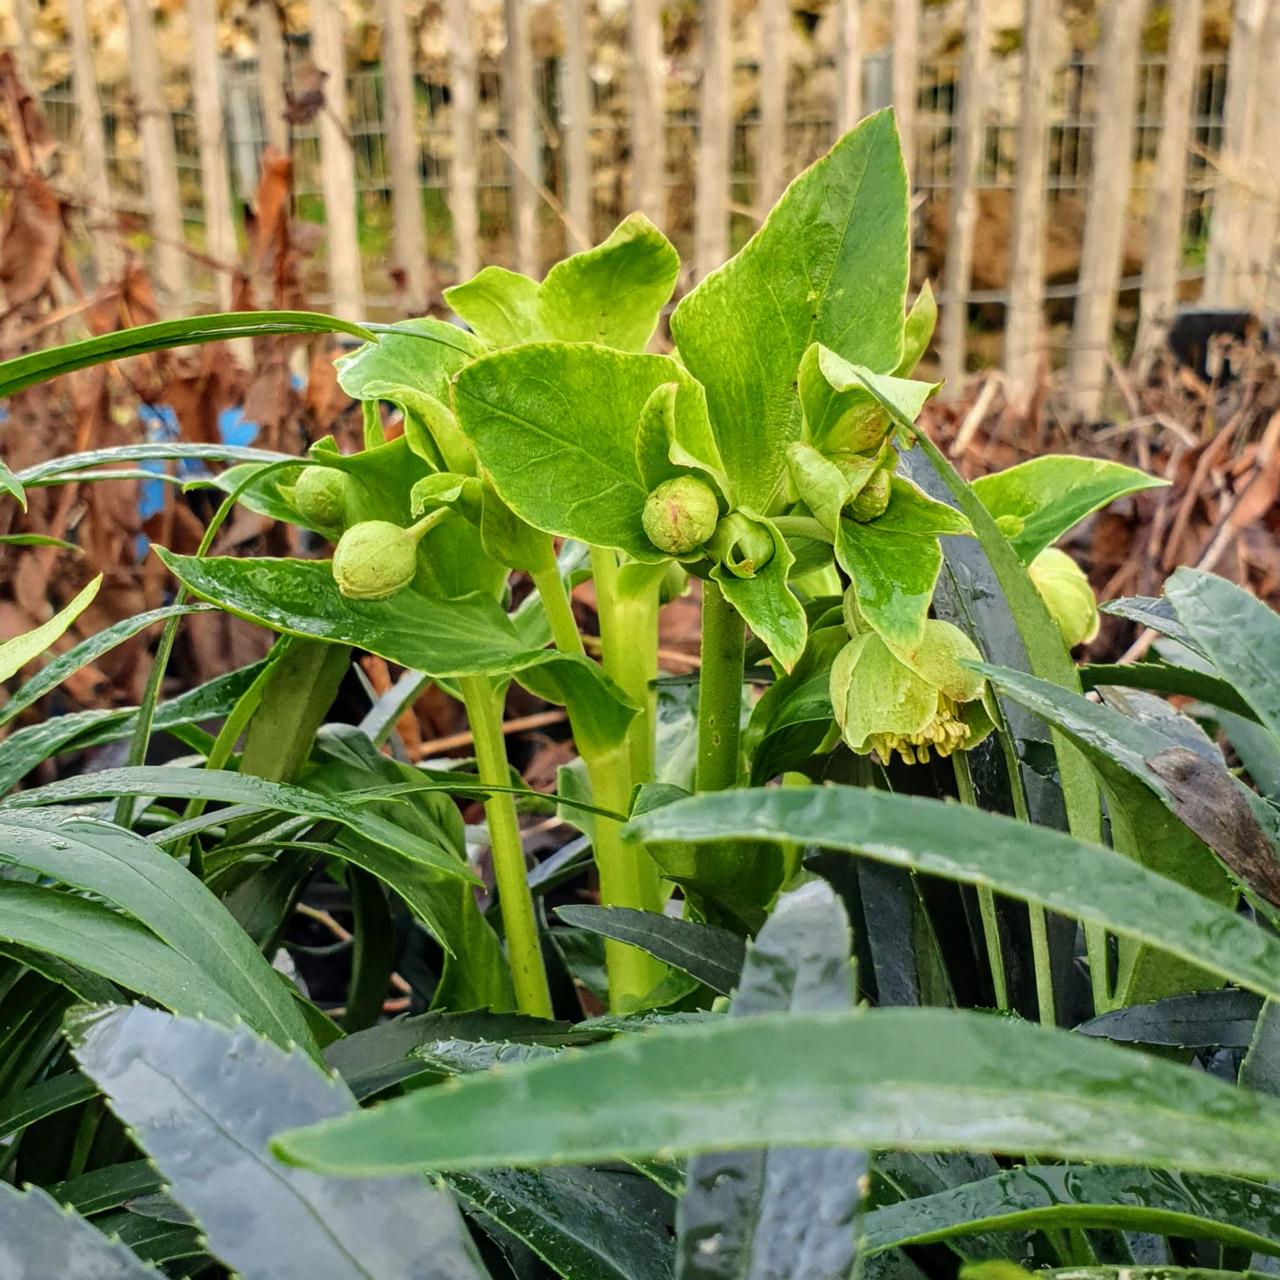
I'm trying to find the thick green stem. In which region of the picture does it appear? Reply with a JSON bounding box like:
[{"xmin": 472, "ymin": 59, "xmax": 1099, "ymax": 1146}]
[
  {"xmin": 531, "ymin": 561, "xmax": 585, "ymax": 658},
  {"xmin": 696, "ymin": 579, "xmax": 745, "ymax": 791},
  {"xmin": 585, "ymin": 745, "xmax": 664, "ymax": 1009},
  {"xmin": 459, "ymin": 675, "xmax": 553, "ymax": 1019}
]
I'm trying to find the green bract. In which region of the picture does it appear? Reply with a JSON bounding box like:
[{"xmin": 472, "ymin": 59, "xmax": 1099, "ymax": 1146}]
[
  {"xmin": 331, "ymin": 520, "xmax": 421, "ymax": 601},
  {"xmin": 708, "ymin": 512, "xmax": 776, "ymax": 579},
  {"xmin": 831, "ymin": 616, "xmax": 993, "ymax": 764},
  {"xmin": 641, "ymin": 476, "xmax": 720, "ymax": 555},
  {"xmin": 1030, "ymin": 547, "xmax": 1101, "ymax": 648}
]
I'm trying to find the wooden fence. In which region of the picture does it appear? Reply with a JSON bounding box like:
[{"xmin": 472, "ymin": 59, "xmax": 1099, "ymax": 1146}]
[{"xmin": 13, "ymin": 0, "xmax": 1280, "ymax": 416}]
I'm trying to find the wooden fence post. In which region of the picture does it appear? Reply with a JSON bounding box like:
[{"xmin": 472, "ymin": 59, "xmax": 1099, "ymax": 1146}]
[
  {"xmin": 757, "ymin": 0, "xmax": 787, "ymax": 216},
  {"xmin": 834, "ymin": 0, "xmax": 862, "ymax": 137},
  {"xmin": 1004, "ymin": 0, "xmax": 1053, "ymax": 398},
  {"xmin": 1204, "ymin": 0, "xmax": 1264, "ymax": 307},
  {"xmin": 1067, "ymin": 0, "xmax": 1144, "ymax": 420},
  {"xmin": 311, "ymin": 0, "xmax": 365, "ymax": 319},
  {"xmin": 694, "ymin": 0, "xmax": 730, "ymax": 280},
  {"xmin": 891, "ymin": 0, "xmax": 919, "ymax": 181},
  {"xmin": 66, "ymin": 0, "xmax": 123, "ymax": 282},
  {"xmin": 1135, "ymin": 0, "xmax": 1201, "ymax": 371},
  {"xmin": 12, "ymin": 0, "xmax": 37, "ymax": 88},
  {"xmin": 1239, "ymin": 3, "xmax": 1280, "ymax": 312},
  {"xmin": 446, "ymin": 0, "xmax": 479, "ymax": 284},
  {"xmin": 561, "ymin": 0, "xmax": 592, "ymax": 247},
  {"xmin": 255, "ymin": 0, "xmax": 290, "ymax": 155},
  {"xmin": 123, "ymin": 0, "xmax": 189, "ymax": 306},
  {"xmin": 629, "ymin": 0, "xmax": 666, "ymax": 227},
  {"xmin": 938, "ymin": 0, "xmax": 990, "ymax": 398},
  {"xmin": 380, "ymin": 0, "xmax": 430, "ymax": 308},
  {"xmin": 503, "ymin": 0, "xmax": 539, "ymax": 277},
  {"xmin": 189, "ymin": 0, "xmax": 237, "ymax": 309}
]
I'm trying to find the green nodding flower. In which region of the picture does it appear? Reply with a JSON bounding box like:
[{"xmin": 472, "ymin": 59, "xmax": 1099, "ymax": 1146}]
[
  {"xmin": 293, "ymin": 465, "xmax": 352, "ymax": 533},
  {"xmin": 1029, "ymin": 547, "xmax": 1100, "ymax": 648},
  {"xmin": 830, "ymin": 617, "xmax": 994, "ymax": 765},
  {"xmin": 332, "ymin": 516, "xmax": 436, "ymax": 601},
  {"xmin": 642, "ymin": 476, "xmax": 721, "ymax": 555}
]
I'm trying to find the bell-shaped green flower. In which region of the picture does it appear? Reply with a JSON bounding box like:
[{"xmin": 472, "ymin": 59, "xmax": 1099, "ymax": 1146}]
[
  {"xmin": 293, "ymin": 465, "xmax": 352, "ymax": 533},
  {"xmin": 846, "ymin": 465, "xmax": 891, "ymax": 522},
  {"xmin": 332, "ymin": 519, "xmax": 422, "ymax": 601},
  {"xmin": 1029, "ymin": 547, "xmax": 1099, "ymax": 648},
  {"xmin": 830, "ymin": 618, "xmax": 993, "ymax": 764},
  {"xmin": 708, "ymin": 512, "xmax": 775, "ymax": 578},
  {"xmin": 642, "ymin": 475, "xmax": 721, "ymax": 555}
]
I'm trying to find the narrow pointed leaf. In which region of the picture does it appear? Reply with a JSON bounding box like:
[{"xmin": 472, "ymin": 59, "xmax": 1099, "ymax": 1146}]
[
  {"xmin": 69, "ymin": 1005, "xmax": 488, "ymax": 1280},
  {"xmin": 275, "ymin": 1007, "xmax": 1280, "ymax": 1180},
  {"xmin": 626, "ymin": 786, "xmax": 1280, "ymax": 1002},
  {"xmin": 0, "ymin": 575, "xmax": 101, "ymax": 684}
]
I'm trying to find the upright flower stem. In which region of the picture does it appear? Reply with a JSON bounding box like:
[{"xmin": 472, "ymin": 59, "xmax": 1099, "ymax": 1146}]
[
  {"xmin": 458, "ymin": 674, "xmax": 553, "ymax": 1019},
  {"xmin": 531, "ymin": 561, "xmax": 585, "ymax": 658},
  {"xmin": 696, "ymin": 578, "xmax": 745, "ymax": 791}
]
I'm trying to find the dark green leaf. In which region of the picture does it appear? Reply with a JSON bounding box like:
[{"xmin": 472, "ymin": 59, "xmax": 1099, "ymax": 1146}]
[
  {"xmin": 49, "ymin": 1161, "xmax": 163, "ymax": 1216},
  {"xmin": 555, "ymin": 905, "xmax": 746, "ymax": 996},
  {"xmin": 0, "ymin": 1070, "xmax": 96, "ymax": 1142},
  {"xmin": 1076, "ymin": 989, "xmax": 1262, "ymax": 1048},
  {"xmin": 863, "ymin": 1164, "xmax": 1280, "ymax": 1258}
]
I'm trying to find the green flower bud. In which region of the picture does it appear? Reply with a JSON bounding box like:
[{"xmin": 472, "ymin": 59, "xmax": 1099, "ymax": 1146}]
[
  {"xmin": 642, "ymin": 476, "xmax": 720, "ymax": 555},
  {"xmin": 824, "ymin": 403, "xmax": 890, "ymax": 456},
  {"xmin": 294, "ymin": 466, "xmax": 351, "ymax": 532},
  {"xmin": 830, "ymin": 619, "xmax": 993, "ymax": 765},
  {"xmin": 708, "ymin": 512, "xmax": 776, "ymax": 579},
  {"xmin": 1029, "ymin": 547, "xmax": 1099, "ymax": 648},
  {"xmin": 995, "ymin": 512, "xmax": 1025, "ymax": 539},
  {"xmin": 847, "ymin": 466, "xmax": 891, "ymax": 522},
  {"xmin": 332, "ymin": 520, "xmax": 421, "ymax": 601}
]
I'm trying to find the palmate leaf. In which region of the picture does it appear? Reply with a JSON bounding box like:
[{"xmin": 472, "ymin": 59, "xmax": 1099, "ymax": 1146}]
[
  {"xmin": 0, "ymin": 1184, "xmax": 159, "ymax": 1279},
  {"xmin": 274, "ymin": 1005, "xmax": 1280, "ymax": 1181},
  {"xmin": 628, "ymin": 786, "xmax": 1280, "ymax": 1002},
  {"xmin": 69, "ymin": 1005, "xmax": 488, "ymax": 1280},
  {"xmin": 0, "ymin": 310, "xmax": 375, "ymax": 398},
  {"xmin": 677, "ymin": 881, "xmax": 864, "ymax": 1280},
  {"xmin": 862, "ymin": 1163, "xmax": 1280, "ymax": 1259},
  {"xmin": 0, "ymin": 812, "xmax": 313, "ymax": 1052}
]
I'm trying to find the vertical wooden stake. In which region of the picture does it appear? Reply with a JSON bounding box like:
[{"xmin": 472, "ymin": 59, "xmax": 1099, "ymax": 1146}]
[
  {"xmin": 381, "ymin": 0, "xmax": 430, "ymax": 308},
  {"xmin": 1135, "ymin": 0, "xmax": 1201, "ymax": 370},
  {"xmin": 1240, "ymin": 4, "xmax": 1280, "ymax": 312},
  {"xmin": 757, "ymin": 0, "xmax": 787, "ymax": 216},
  {"xmin": 1004, "ymin": 0, "xmax": 1053, "ymax": 398},
  {"xmin": 891, "ymin": 0, "xmax": 919, "ymax": 181},
  {"xmin": 124, "ymin": 0, "xmax": 189, "ymax": 306},
  {"xmin": 256, "ymin": 0, "xmax": 290, "ymax": 155},
  {"xmin": 67, "ymin": 0, "xmax": 123, "ymax": 281},
  {"xmin": 562, "ymin": 0, "xmax": 592, "ymax": 248},
  {"xmin": 835, "ymin": 0, "xmax": 862, "ymax": 137},
  {"xmin": 939, "ymin": 0, "xmax": 990, "ymax": 398},
  {"xmin": 446, "ymin": 0, "xmax": 480, "ymax": 284},
  {"xmin": 189, "ymin": 0, "xmax": 237, "ymax": 309},
  {"xmin": 1067, "ymin": 0, "xmax": 1144, "ymax": 420},
  {"xmin": 311, "ymin": 0, "xmax": 365, "ymax": 319},
  {"xmin": 629, "ymin": 0, "xmax": 666, "ymax": 227},
  {"xmin": 694, "ymin": 0, "xmax": 730, "ymax": 280},
  {"xmin": 1204, "ymin": 0, "xmax": 1264, "ymax": 307},
  {"xmin": 504, "ymin": 0, "xmax": 539, "ymax": 277}
]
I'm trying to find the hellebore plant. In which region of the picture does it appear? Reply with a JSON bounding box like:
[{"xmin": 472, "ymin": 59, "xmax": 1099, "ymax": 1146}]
[{"xmin": 10, "ymin": 110, "xmax": 1280, "ymax": 1279}]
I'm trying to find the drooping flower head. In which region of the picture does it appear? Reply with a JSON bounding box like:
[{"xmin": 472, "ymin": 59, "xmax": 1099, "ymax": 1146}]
[
  {"xmin": 1029, "ymin": 547, "xmax": 1100, "ymax": 649},
  {"xmin": 830, "ymin": 614, "xmax": 994, "ymax": 765}
]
